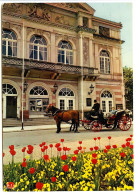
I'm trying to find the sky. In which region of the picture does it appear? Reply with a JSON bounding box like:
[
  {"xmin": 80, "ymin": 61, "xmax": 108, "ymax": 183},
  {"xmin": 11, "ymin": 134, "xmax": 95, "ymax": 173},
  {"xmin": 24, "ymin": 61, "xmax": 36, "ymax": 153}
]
[{"xmin": 89, "ymin": 2, "xmax": 133, "ymax": 68}]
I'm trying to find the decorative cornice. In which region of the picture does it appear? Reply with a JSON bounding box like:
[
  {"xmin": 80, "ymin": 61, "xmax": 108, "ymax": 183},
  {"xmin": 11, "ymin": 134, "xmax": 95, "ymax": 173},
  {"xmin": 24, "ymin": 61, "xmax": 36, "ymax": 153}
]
[
  {"xmin": 94, "ymin": 34, "xmax": 125, "ymax": 44},
  {"xmin": 76, "ymin": 25, "xmax": 96, "ymax": 34}
]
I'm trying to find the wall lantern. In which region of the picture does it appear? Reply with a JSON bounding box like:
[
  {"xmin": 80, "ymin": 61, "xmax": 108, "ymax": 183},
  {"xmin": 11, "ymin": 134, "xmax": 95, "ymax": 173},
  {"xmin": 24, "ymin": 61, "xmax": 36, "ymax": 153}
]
[
  {"xmin": 88, "ymin": 84, "xmax": 94, "ymax": 95},
  {"xmin": 23, "ymin": 81, "xmax": 28, "ymax": 93},
  {"xmin": 53, "ymin": 83, "xmax": 58, "ymax": 94}
]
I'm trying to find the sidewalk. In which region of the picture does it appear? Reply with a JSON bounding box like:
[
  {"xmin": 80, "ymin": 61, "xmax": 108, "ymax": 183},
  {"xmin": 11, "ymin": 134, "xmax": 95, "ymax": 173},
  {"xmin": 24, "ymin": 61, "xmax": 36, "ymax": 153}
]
[{"xmin": 3, "ymin": 124, "xmax": 72, "ymax": 133}]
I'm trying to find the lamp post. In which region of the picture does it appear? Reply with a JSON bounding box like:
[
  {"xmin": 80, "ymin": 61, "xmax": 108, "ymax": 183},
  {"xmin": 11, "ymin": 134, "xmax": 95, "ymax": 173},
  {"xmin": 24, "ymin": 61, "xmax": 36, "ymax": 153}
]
[{"xmin": 53, "ymin": 83, "xmax": 58, "ymax": 94}]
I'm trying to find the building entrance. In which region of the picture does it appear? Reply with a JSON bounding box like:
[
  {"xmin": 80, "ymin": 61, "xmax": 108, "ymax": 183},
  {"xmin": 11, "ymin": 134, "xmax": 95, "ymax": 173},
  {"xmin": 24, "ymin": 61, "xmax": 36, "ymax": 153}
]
[{"xmin": 6, "ymin": 96, "xmax": 17, "ymax": 118}]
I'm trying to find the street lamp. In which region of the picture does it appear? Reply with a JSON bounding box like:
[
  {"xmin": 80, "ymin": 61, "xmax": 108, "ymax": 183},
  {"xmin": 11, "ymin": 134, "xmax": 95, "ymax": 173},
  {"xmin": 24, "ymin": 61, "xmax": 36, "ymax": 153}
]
[
  {"xmin": 88, "ymin": 84, "xmax": 94, "ymax": 95},
  {"xmin": 53, "ymin": 83, "xmax": 58, "ymax": 94}
]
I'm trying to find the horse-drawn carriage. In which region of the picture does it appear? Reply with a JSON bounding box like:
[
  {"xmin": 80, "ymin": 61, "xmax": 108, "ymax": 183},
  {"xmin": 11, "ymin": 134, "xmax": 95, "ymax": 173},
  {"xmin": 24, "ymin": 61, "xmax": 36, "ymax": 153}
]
[
  {"xmin": 81, "ymin": 109, "xmax": 132, "ymax": 132},
  {"xmin": 45, "ymin": 105, "xmax": 132, "ymax": 133}
]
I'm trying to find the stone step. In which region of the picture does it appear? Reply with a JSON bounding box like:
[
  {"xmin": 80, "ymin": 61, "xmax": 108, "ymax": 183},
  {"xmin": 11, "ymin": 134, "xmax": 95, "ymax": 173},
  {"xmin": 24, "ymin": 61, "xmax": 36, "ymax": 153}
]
[{"xmin": 2, "ymin": 117, "xmax": 56, "ymax": 127}]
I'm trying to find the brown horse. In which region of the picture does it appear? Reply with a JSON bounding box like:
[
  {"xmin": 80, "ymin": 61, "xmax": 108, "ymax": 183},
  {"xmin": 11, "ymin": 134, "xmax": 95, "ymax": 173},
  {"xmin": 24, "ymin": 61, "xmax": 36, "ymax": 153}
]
[{"xmin": 45, "ymin": 105, "xmax": 80, "ymax": 133}]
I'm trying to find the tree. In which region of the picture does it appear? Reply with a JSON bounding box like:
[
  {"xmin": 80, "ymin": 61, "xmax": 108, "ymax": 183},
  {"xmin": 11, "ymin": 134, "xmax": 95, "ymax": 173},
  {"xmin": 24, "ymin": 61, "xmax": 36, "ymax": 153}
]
[{"xmin": 123, "ymin": 66, "xmax": 133, "ymax": 110}]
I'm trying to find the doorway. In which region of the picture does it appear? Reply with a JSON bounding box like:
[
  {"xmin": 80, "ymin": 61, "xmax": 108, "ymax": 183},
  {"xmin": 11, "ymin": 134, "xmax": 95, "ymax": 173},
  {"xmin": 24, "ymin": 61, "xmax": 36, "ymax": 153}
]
[{"xmin": 6, "ymin": 96, "xmax": 17, "ymax": 118}]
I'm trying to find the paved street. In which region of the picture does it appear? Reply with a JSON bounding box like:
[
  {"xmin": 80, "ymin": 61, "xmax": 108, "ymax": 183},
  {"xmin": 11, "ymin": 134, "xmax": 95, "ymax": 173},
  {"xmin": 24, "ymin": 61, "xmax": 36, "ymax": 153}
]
[{"xmin": 3, "ymin": 125, "xmax": 133, "ymax": 164}]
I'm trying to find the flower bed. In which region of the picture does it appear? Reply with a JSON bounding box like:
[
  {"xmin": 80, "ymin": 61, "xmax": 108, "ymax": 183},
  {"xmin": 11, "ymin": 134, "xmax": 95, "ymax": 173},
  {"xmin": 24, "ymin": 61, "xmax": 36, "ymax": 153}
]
[{"xmin": 3, "ymin": 136, "xmax": 134, "ymax": 191}]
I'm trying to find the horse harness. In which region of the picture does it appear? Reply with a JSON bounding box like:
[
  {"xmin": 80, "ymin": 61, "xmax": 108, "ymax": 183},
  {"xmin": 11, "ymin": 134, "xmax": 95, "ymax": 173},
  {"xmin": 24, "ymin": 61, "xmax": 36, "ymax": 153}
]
[{"xmin": 52, "ymin": 110, "xmax": 65, "ymax": 122}]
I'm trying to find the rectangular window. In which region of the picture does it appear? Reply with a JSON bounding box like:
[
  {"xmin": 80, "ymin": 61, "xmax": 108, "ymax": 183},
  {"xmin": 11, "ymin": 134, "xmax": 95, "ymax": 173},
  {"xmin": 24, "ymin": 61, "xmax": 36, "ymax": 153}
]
[
  {"xmin": 58, "ymin": 50, "xmax": 65, "ymax": 63},
  {"xmin": 29, "ymin": 98, "xmax": 49, "ymax": 113},
  {"xmin": 2, "ymin": 40, "xmax": 6, "ymax": 56},
  {"xmin": 109, "ymin": 101, "xmax": 112, "ymax": 112},
  {"xmin": 68, "ymin": 100, "xmax": 73, "ymax": 110},
  {"xmin": 60, "ymin": 100, "xmax": 65, "ymax": 110},
  {"xmin": 83, "ymin": 17, "xmax": 88, "ymax": 27},
  {"xmin": 116, "ymin": 104, "xmax": 123, "ymax": 110},
  {"xmin": 99, "ymin": 26, "xmax": 110, "ymax": 37},
  {"xmin": 102, "ymin": 101, "xmax": 106, "ymax": 112},
  {"xmin": 86, "ymin": 98, "xmax": 92, "ymax": 107}
]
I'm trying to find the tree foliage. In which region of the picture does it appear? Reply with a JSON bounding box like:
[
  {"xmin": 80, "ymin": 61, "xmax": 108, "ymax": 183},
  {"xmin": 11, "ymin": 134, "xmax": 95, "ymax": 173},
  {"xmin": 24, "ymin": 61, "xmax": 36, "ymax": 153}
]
[{"xmin": 123, "ymin": 66, "xmax": 133, "ymax": 110}]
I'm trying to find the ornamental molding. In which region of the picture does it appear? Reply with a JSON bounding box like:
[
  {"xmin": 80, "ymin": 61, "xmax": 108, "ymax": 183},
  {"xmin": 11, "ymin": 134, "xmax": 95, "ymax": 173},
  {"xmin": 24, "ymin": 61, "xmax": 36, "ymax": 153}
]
[{"xmin": 27, "ymin": 27, "xmax": 51, "ymax": 40}]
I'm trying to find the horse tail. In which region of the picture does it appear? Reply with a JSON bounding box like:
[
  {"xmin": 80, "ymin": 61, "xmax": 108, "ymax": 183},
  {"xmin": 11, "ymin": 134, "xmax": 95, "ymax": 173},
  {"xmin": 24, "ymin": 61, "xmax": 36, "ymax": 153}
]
[{"xmin": 78, "ymin": 111, "xmax": 80, "ymax": 127}]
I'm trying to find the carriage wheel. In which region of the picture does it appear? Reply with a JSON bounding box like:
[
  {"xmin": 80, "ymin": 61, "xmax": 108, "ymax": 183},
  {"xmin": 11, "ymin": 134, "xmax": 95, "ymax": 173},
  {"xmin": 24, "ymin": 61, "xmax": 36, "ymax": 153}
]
[
  {"xmin": 91, "ymin": 120, "xmax": 102, "ymax": 132},
  {"xmin": 84, "ymin": 122, "xmax": 92, "ymax": 130},
  {"xmin": 118, "ymin": 116, "xmax": 132, "ymax": 131}
]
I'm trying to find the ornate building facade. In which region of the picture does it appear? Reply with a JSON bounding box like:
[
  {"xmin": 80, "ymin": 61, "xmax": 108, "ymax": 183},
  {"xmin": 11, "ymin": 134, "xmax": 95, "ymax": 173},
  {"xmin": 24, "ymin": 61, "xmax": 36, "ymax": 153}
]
[{"xmin": 2, "ymin": 3, "xmax": 125, "ymax": 119}]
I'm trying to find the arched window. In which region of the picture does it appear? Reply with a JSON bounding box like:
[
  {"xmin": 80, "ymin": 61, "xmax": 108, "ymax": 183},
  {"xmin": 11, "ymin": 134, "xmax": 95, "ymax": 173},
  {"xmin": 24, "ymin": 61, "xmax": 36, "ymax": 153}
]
[
  {"xmin": 29, "ymin": 86, "xmax": 49, "ymax": 113},
  {"xmin": 29, "ymin": 35, "xmax": 47, "ymax": 61},
  {"xmin": 58, "ymin": 41, "xmax": 73, "ymax": 65},
  {"xmin": 100, "ymin": 50, "xmax": 110, "ymax": 74},
  {"xmin": 59, "ymin": 88, "xmax": 74, "ymax": 96},
  {"xmin": 30, "ymin": 86, "xmax": 48, "ymax": 95},
  {"xmin": 101, "ymin": 90, "xmax": 113, "ymax": 113},
  {"xmin": 101, "ymin": 90, "xmax": 112, "ymax": 98},
  {"xmin": 2, "ymin": 84, "xmax": 17, "ymax": 94},
  {"xmin": 2, "ymin": 29, "xmax": 17, "ymax": 57}
]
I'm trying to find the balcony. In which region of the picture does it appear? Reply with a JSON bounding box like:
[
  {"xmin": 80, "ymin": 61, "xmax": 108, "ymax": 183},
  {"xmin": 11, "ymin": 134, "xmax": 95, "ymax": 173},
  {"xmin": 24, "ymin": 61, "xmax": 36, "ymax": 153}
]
[{"xmin": 2, "ymin": 56, "xmax": 99, "ymax": 80}]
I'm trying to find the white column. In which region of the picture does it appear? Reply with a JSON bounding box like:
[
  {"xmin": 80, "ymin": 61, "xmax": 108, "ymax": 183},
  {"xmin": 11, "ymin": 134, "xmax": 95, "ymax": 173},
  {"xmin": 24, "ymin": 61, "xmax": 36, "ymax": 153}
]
[
  {"xmin": 89, "ymin": 38, "xmax": 93, "ymax": 67},
  {"xmin": 79, "ymin": 32, "xmax": 84, "ymax": 120}
]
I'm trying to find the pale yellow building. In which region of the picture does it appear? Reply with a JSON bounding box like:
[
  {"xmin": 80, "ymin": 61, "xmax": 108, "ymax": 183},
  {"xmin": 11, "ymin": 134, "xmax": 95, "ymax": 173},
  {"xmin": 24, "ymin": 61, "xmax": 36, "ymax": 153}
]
[{"xmin": 2, "ymin": 3, "xmax": 125, "ymax": 119}]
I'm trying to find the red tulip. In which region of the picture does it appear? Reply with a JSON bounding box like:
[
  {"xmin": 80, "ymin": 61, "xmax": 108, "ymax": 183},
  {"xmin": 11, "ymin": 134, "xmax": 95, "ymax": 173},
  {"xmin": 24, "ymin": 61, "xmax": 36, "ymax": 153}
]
[
  {"xmin": 6, "ymin": 182, "xmax": 14, "ymax": 189},
  {"xmin": 62, "ymin": 165, "xmax": 69, "ymax": 172},
  {"xmin": 27, "ymin": 150, "xmax": 33, "ymax": 154},
  {"xmin": 130, "ymin": 145, "xmax": 133, "ymax": 149},
  {"xmin": 9, "ymin": 145, "xmax": 14, "ymax": 150},
  {"xmin": 121, "ymin": 144, "xmax": 126, "ymax": 148},
  {"xmin": 29, "ymin": 167, "xmax": 35, "ymax": 174},
  {"xmin": 91, "ymin": 159, "xmax": 97, "ymax": 164},
  {"xmin": 94, "ymin": 138, "xmax": 97, "ymax": 141},
  {"xmin": 90, "ymin": 147, "xmax": 93, "ymax": 151},
  {"xmin": 120, "ymin": 152, "xmax": 125, "ymax": 158},
  {"xmin": 78, "ymin": 146, "xmax": 82, "ymax": 150},
  {"xmin": 97, "ymin": 137, "xmax": 101, "ymax": 140},
  {"xmin": 131, "ymin": 154, "xmax": 134, "ymax": 159},
  {"xmin": 130, "ymin": 135, "xmax": 133, "ymax": 137},
  {"xmin": 60, "ymin": 139, "xmax": 64, "ymax": 142},
  {"xmin": 67, "ymin": 148, "xmax": 71, "ymax": 151},
  {"xmin": 39, "ymin": 144, "xmax": 43, "ymax": 147},
  {"xmin": 22, "ymin": 147, "xmax": 26, "ymax": 152},
  {"xmin": 126, "ymin": 142, "xmax": 130, "ymax": 147},
  {"xmin": 61, "ymin": 155, "xmax": 67, "ymax": 161},
  {"xmin": 112, "ymin": 145, "xmax": 117, "ymax": 149},
  {"xmin": 105, "ymin": 145, "xmax": 111, "ymax": 150},
  {"xmin": 41, "ymin": 147, "xmax": 46, "ymax": 152},
  {"xmin": 108, "ymin": 136, "xmax": 111, "ymax": 139},
  {"xmin": 57, "ymin": 147, "xmax": 62, "ymax": 152},
  {"xmin": 94, "ymin": 146, "xmax": 99, "ymax": 151},
  {"xmin": 43, "ymin": 155, "xmax": 49, "ymax": 161},
  {"xmin": 49, "ymin": 144, "xmax": 53, "ymax": 148},
  {"xmin": 36, "ymin": 182, "xmax": 43, "ymax": 190},
  {"xmin": 3, "ymin": 153, "xmax": 5, "ymax": 157},
  {"xmin": 126, "ymin": 138, "xmax": 131, "ymax": 142},
  {"xmin": 55, "ymin": 143, "xmax": 60, "ymax": 148},
  {"xmin": 51, "ymin": 177, "xmax": 57, "ymax": 182},
  {"xmin": 71, "ymin": 156, "xmax": 76, "ymax": 161},
  {"xmin": 79, "ymin": 141, "xmax": 82, "ymax": 144},
  {"xmin": 104, "ymin": 149, "xmax": 107, "ymax": 153},
  {"xmin": 21, "ymin": 161, "xmax": 27, "ymax": 167},
  {"xmin": 23, "ymin": 158, "xmax": 26, "ymax": 162},
  {"xmin": 92, "ymin": 153, "xmax": 97, "ymax": 158},
  {"xmin": 63, "ymin": 147, "xmax": 68, "ymax": 151},
  {"xmin": 74, "ymin": 150, "xmax": 79, "ymax": 155},
  {"xmin": 10, "ymin": 149, "xmax": 16, "ymax": 156},
  {"xmin": 42, "ymin": 142, "xmax": 46, "ymax": 146}
]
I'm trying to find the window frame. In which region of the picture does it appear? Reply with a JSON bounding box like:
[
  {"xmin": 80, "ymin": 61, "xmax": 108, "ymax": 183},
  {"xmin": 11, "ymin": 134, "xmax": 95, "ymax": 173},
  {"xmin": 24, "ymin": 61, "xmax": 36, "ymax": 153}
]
[
  {"xmin": 100, "ymin": 50, "xmax": 110, "ymax": 74},
  {"xmin": 58, "ymin": 41, "xmax": 73, "ymax": 65},
  {"xmin": 29, "ymin": 35, "xmax": 47, "ymax": 61},
  {"xmin": 2, "ymin": 29, "xmax": 17, "ymax": 57}
]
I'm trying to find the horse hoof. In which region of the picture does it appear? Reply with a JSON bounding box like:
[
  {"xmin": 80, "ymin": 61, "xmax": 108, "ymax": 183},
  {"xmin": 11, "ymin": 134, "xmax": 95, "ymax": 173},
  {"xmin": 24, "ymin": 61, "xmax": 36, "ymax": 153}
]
[
  {"xmin": 56, "ymin": 131, "xmax": 59, "ymax": 133},
  {"xmin": 74, "ymin": 131, "xmax": 80, "ymax": 133}
]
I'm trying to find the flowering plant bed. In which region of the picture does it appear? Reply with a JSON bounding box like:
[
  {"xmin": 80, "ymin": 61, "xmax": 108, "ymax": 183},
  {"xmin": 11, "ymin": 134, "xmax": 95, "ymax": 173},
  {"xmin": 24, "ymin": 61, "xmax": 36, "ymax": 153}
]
[{"xmin": 3, "ymin": 136, "xmax": 133, "ymax": 191}]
